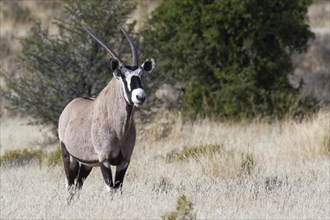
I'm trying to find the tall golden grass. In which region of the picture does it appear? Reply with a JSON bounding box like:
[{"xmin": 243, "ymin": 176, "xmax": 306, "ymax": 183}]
[{"xmin": 0, "ymin": 110, "xmax": 329, "ymax": 219}]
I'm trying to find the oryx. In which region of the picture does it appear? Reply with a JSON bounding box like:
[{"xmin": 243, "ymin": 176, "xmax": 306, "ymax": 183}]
[{"xmin": 58, "ymin": 24, "xmax": 156, "ymax": 192}]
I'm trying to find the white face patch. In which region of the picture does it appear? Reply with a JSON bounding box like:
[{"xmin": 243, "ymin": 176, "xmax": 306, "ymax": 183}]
[
  {"xmin": 119, "ymin": 79, "xmax": 131, "ymax": 104},
  {"xmin": 126, "ymin": 75, "xmax": 132, "ymax": 91},
  {"xmin": 119, "ymin": 67, "xmax": 146, "ymax": 107}
]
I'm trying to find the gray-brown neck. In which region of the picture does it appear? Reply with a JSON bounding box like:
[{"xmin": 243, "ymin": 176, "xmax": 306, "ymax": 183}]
[{"xmin": 94, "ymin": 77, "xmax": 135, "ymax": 138}]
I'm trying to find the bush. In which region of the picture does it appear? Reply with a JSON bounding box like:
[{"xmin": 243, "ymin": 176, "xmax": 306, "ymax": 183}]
[
  {"xmin": 165, "ymin": 144, "xmax": 224, "ymax": 163},
  {"xmin": 162, "ymin": 195, "xmax": 195, "ymax": 220},
  {"xmin": 1, "ymin": 148, "xmax": 63, "ymax": 167},
  {"xmin": 240, "ymin": 152, "xmax": 256, "ymax": 176},
  {"xmin": 0, "ymin": 149, "xmax": 45, "ymax": 166},
  {"xmin": 142, "ymin": 0, "xmax": 314, "ymax": 120},
  {"xmin": 2, "ymin": 0, "xmax": 136, "ymax": 135}
]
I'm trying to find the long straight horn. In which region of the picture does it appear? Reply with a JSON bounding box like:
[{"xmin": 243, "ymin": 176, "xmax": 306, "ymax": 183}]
[
  {"xmin": 81, "ymin": 24, "xmax": 124, "ymax": 66},
  {"xmin": 119, "ymin": 24, "xmax": 138, "ymax": 66}
]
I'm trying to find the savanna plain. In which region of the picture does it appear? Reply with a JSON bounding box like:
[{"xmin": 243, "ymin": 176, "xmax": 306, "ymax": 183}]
[
  {"xmin": 1, "ymin": 1, "xmax": 330, "ymax": 219},
  {"xmin": 1, "ymin": 110, "xmax": 329, "ymax": 219}
]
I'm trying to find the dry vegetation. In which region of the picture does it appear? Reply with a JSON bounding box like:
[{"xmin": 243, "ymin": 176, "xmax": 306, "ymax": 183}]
[{"xmin": 1, "ymin": 110, "xmax": 329, "ymax": 219}]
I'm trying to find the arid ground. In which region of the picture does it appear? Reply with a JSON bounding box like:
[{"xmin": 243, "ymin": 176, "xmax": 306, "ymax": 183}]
[{"xmin": 1, "ymin": 111, "xmax": 329, "ymax": 219}]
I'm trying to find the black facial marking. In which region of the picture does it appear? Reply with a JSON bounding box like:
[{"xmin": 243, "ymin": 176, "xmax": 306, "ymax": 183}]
[
  {"xmin": 120, "ymin": 73, "xmax": 133, "ymax": 105},
  {"xmin": 130, "ymin": 75, "xmax": 142, "ymax": 90},
  {"xmin": 124, "ymin": 66, "xmax": 138, "ymax": 71},
  {"xmin": 120, "ymin": 74, "xmax": 133, "ymax": 104}
]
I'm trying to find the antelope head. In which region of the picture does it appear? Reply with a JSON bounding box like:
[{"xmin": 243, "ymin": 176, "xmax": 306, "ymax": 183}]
[{"xmin": 82, "ymin": 24, "xmax": 156, "ymax": 107}]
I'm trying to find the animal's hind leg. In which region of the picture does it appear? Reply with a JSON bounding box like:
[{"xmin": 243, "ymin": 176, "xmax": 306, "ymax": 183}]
[
  {"xmin": 61, "ymin": 142, "xmax": 79, "ymax": 190},
  {"xmin": 76, "ymin": 165, "xmax": 92, "ymax": 189}
]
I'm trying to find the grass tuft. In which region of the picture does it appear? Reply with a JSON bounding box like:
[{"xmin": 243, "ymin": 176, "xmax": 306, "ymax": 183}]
[
  {"xmin": 322, "ymin": 130, "xmax": 330, "ymax": 155},
  {"xmin": 240, "ymin": 152, "xmax": 256, "ymax": 176},
  {"xmin": 47, "ymin": 148, "xmax": 62, "ymax": 167},
  {"xmin": 162, "ymin": 194, "xmax": 195, "ymax": 220},
  {"xmin": 0, "ymin": 148, "xmax": 45, "ymax": 166},
  {"xmin": 165, "ymin": 144, "xmax": 224, "ymax": 163},
  {"xmin": 265, "ymin": 176, "xmax": 287, "ymax": 191}
]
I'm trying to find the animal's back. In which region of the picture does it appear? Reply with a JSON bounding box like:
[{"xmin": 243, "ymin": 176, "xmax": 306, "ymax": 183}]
[{"xmin": 58, "ymin": 97, "xmax": 99, "ymax": 162}]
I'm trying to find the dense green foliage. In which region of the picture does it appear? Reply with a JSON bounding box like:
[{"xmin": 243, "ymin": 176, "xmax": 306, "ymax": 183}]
[
  {"xmin": 3, "ymin": 0, "xmax": 136, "ymax": 132},
  {"xmin": 142, "ymin": 0, "xmax": 314, "ymax": 119}
]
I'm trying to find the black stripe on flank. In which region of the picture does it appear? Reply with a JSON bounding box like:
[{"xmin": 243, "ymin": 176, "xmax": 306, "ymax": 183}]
[
  {"xmin": 62, "ymin": 142, "xmax": 99, "ymax": 165},
  {"xmin": 70, "ymin": 154, "xmax": 100, "ymax": 165},
  {"xmin": 81, "ymin": 96, "xmax": 95, "ymax": 101}
]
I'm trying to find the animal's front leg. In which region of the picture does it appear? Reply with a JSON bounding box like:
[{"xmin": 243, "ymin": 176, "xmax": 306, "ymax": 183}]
[
  {"xmin": 114, "ymin": 162, "xmax": 130, "ymax": 189},
  {"xmin": 100, "ymin": 162, "xmax": 113, "ymax": 190}
]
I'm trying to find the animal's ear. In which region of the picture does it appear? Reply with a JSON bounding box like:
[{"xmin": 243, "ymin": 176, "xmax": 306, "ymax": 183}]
[
  {"xmin": 141, "ymin": 58, "xmax": 156, "ymax": 75},
  {"xmin": 110, "ymin": 59, "xmax": 120, "ymax": 77}
]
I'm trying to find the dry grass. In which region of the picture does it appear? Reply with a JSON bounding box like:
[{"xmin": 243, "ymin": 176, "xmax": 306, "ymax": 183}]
[
  {"xmin": 308, "ymin": 0, "xmax": 330, "ymax": 32},
  {"xmin": 0, "ymin": 110, "xmax": 329, "ymax": 219}
]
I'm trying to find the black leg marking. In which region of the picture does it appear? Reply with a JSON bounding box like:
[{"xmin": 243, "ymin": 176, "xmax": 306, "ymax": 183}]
[
  {"xmin": 100, "ymin": 162, "xmax": 113, "ymax": 189},
  {"xmin": 114, "ymin": 162, "xmax": 130, "ymax": 189},
  {"xmin": 61, "ymin": 142, "xmax": 79, "ymax": 188},
  {"xmin": 76, "ymin": 164, "xmax": 93, "ymax": 189}
]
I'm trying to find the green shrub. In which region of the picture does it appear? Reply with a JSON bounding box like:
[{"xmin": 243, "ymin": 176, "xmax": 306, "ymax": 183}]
[
  {"xmin": 47, "ymin": 148, "xmax": 62, "ymax": 167},
  {"xmin": 0, "ymin": 147, "xmax": 64, "ymax": 167},
  {"xmin": 165, "ymin": 144, "xmax": 224, "ymax": 163},
  {"xmin": 0, "ymin": 149, "xmax": 45, "ymax": 166},
  {"xmin": 142, "ymin": 0, "xmax": 314, "ymax": 120},
  {"xmin": 162, "ymin": 195, "xmax": 195, "ymax": 220}
]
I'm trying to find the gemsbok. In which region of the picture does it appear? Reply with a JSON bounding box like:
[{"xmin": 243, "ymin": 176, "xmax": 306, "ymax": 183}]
[{"xmin": 58, "ymin": 24, "xmax": 156, "ymax": 192}]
